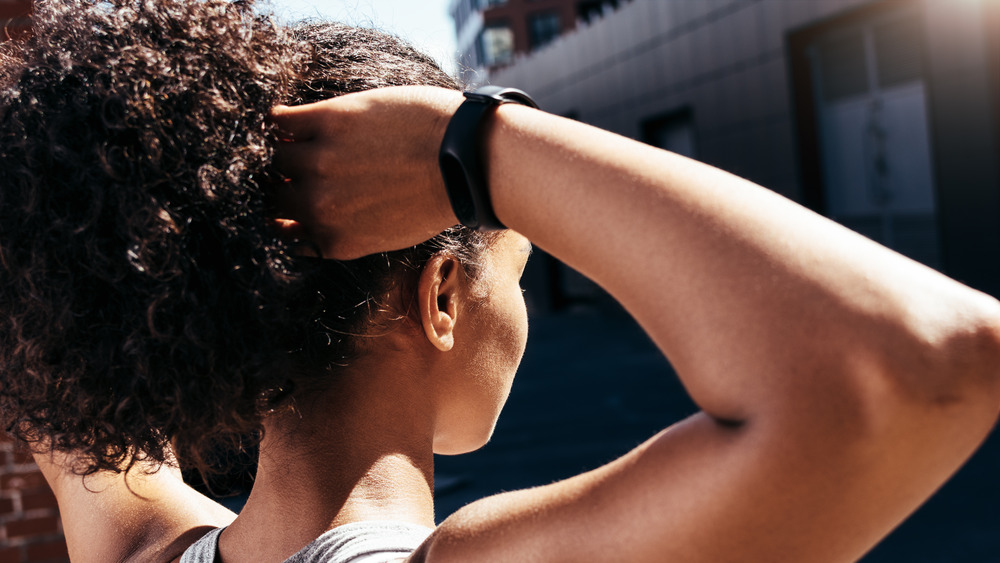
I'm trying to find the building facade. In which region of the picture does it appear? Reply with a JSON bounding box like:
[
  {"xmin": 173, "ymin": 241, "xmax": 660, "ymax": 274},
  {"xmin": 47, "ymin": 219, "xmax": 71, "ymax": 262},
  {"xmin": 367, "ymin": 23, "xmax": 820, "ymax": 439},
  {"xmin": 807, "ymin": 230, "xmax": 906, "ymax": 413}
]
[
  {"xmin": 450, "ymin": 0, "xmax": 628, "ymax": 84},
  {"xmin": 488, "ymin": 0, "xmax": 1000, "ymax": 309}
]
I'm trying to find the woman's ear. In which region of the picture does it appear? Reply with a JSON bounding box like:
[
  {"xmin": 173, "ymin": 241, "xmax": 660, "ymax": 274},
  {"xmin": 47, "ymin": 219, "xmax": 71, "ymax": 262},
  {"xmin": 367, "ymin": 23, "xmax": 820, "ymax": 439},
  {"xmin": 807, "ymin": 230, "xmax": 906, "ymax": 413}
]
[{"xmin": 417, "ymin": 255, "xmax": 463, "ymax": 352}]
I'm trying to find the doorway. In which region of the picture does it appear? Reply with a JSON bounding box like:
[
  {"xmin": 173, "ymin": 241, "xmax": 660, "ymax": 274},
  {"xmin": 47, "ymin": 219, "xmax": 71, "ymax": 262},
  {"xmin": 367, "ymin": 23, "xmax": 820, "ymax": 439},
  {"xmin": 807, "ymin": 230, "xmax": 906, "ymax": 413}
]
[{"xmin": 793, "ymin": 3, "xmax": 941, "ymax": 268}]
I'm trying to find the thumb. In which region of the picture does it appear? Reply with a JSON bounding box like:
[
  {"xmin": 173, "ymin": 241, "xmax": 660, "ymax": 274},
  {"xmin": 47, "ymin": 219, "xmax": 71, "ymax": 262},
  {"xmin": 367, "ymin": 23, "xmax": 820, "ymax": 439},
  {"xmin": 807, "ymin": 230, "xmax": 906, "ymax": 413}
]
[{"xmin": 270, "ymin": 103, "xmax": 321, "ymax": 142}]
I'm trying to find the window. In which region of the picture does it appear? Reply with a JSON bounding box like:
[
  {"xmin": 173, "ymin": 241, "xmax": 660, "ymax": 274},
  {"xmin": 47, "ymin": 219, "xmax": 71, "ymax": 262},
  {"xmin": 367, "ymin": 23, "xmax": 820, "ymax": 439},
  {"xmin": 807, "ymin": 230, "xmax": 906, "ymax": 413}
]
[
  {"xmin": 793, "ymin": 9, "xmax": 940, "ymax": 268},
  {"xmin": 874, "ymin": 14, "xmax": 924, "ymax": 89},
  {"xmin": 813, "ymin": 14, "xmax": 924, "ymax": 102},
  {"xmin": 643, "ymin": 109, "xmax": 697, "ymax": 160},
  {"xmin": 577, "ymin": 0, "xmax": 620, "ymax": 24},
  {"xmin": 479, "ymin": 24, "xmax": 514, "ymax": 66},
  {"xmin": 529, "ymin": 12, "xmax": 561, "ymax": 50},
  {"xmin": 478, "ymin": 0, "xmax": 507, "ymax": 8},
  {"xmin": 816, "ymin": 30, "xmax": 870, "ymax": 102}
]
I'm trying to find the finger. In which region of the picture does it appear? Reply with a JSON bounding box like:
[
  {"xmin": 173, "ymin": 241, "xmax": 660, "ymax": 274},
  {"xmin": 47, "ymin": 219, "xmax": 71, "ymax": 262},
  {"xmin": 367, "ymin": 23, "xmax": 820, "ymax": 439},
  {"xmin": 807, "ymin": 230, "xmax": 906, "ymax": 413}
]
[
  {"xmin": 269, "ymin": 217, "xmax": 309, "ymax": 239},
  {"xmin": 267, "ymin": 218, "xmax": 322, "ymax": 258},
  {"xmin": 269, "ymin": 104, "xmax": 322, "ymax": 142},
  {"xmin": 271, "ymin": 140, "xmax": 318, "ymax": 181},
  {"xmin": 267, "ymin": 179, "xmax": 316, "ymax": 224}
]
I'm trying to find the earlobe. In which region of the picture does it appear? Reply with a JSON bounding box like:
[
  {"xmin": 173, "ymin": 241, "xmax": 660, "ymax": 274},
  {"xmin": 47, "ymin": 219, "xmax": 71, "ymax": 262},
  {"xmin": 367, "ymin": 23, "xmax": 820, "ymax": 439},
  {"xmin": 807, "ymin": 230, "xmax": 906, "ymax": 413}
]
[{"xmin": 417, "ymin": 255, "xmax": 461, "ymax": 352}]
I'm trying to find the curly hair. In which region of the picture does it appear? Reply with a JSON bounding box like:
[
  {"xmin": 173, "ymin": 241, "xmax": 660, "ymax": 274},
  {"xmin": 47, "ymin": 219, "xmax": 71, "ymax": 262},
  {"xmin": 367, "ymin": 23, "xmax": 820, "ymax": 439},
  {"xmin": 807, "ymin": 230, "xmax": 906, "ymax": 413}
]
[{"xmin": 0, "ymin": 0, "xmax": 495, "ymax": 475}]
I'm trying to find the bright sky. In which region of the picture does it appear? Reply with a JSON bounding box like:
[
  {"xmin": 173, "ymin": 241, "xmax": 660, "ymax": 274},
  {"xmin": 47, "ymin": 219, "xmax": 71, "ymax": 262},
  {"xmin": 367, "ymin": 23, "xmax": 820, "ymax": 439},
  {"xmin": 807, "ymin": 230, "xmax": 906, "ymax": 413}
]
[{"xmin": 263, "ymin": 0, "xmax": 459, "ymax": 76}]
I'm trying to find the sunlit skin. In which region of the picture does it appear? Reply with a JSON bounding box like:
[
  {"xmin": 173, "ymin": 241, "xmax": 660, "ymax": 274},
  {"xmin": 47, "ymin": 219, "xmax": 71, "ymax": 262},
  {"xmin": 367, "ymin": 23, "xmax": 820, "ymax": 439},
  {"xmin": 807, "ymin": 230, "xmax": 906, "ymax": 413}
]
[
  {"xmin": 430, "ymin": 233, "xmax": 531, "ymax": 454},
  {"xmin": 34, "ymin": 85, "xmax": 1000, "ymax": 563},
  {"xmin": 215, "ymin": 232, "xmax": 532, "ymax": 562},
  {"xmin": 35, "ymin": 232, "xmax": 533, "ymax": 563}
]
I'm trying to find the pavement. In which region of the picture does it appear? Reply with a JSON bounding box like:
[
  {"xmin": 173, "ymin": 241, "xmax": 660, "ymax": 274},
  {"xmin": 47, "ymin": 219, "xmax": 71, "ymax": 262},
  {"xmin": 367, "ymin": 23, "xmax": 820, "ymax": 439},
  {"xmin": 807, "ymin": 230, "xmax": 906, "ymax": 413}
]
[{"xmin": 432, "ymin": 309, "xmax": 1000, "ymax": 562}]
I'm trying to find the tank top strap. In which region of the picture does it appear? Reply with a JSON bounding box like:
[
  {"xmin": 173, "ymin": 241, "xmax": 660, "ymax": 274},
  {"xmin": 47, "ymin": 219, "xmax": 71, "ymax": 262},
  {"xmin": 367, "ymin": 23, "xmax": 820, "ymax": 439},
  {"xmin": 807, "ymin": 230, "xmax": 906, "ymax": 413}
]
[{"xmin": 178, "ymin": 526, "xmax": 225, "ymax": 563}]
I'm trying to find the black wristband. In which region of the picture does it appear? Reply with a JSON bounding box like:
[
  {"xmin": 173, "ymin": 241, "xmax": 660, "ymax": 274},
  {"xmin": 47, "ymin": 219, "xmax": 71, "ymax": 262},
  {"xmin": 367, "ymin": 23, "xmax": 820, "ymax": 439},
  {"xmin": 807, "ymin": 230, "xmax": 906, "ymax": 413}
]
[{"xmin": 439, "ymin": 85, "xmax": 538, "ymax": 231}]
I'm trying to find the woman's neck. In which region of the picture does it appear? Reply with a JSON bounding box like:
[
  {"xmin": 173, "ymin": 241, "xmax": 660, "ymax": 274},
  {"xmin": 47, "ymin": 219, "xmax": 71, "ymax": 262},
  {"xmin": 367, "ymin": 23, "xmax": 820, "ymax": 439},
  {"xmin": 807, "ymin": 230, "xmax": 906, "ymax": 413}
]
[{"xmin": 218, "ymin": 357, "xmax": 438, "ymax": 562}]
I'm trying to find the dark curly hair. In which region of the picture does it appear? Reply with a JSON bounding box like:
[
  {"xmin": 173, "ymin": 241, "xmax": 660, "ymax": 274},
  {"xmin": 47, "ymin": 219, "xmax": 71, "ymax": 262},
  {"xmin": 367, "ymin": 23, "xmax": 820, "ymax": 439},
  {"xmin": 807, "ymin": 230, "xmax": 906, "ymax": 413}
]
[{"xmin": 0, "ymin": 0, "xmax": 496, "ymax": 475}]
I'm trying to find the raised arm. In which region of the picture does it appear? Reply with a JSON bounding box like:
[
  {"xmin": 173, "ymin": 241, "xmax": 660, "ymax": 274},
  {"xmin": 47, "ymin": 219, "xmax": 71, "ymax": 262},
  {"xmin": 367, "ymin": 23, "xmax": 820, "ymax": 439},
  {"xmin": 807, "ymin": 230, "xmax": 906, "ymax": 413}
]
[
  {"xmin": 33, "ymin": 450, "xmax": 235, "ymax": 563},
  {"xmin": 271, "ymin": 86, "xmax": 1000, "ymax": 562}
]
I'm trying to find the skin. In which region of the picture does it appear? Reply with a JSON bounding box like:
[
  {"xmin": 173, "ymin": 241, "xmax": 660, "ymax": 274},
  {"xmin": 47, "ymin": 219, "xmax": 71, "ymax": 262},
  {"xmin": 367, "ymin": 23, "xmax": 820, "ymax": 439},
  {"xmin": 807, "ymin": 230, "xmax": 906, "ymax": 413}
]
[
  {"xmin": 35, "ymin": 85, "xmax": 1000, "ymax": 563},
  {"xmin": 35, "ymin": 231, "xmax": 531, "ymax": 563}
]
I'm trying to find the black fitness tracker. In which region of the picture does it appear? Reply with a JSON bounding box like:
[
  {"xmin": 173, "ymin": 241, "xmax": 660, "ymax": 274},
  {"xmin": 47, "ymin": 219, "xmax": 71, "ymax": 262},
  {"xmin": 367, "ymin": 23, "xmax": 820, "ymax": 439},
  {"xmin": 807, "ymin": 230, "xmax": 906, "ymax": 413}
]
[{"xmin": 438, "ymin": 85, "xmax": 539, "ymax": 231}]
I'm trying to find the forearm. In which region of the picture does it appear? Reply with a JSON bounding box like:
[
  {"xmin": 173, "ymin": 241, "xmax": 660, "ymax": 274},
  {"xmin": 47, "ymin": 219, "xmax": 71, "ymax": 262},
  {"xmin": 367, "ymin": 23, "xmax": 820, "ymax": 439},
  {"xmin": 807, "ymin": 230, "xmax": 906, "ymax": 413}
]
[
  {"xmin": 486, "ymin": 104, "xmax": 1000, "ymax": 421},
  {"xmin": 272, "ymin": 86, "xmax": 1000, "ymax": 562},
  {"xmin": 271, "ymin": 86, "xmax": 1000, "ymax": 422},
  {"xmin": 481, "ymin": 105, "xmax": 1000, "ymax": 561}
]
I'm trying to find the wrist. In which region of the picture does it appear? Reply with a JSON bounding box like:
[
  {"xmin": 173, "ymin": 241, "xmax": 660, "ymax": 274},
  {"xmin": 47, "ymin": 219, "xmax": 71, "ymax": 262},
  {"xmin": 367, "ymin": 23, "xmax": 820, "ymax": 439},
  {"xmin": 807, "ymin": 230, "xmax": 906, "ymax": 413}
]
[{"xmin": 438, "ymin": 86, "xmax": 538, "ymax": 231}]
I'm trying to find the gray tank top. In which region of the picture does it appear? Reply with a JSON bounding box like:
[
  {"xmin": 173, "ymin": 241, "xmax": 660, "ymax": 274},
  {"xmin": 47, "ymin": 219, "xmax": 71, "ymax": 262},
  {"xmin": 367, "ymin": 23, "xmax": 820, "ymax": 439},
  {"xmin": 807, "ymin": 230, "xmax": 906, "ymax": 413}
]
[{"xmin": 179, "ymin": 520, "xmax": 434, "ymax": 563}]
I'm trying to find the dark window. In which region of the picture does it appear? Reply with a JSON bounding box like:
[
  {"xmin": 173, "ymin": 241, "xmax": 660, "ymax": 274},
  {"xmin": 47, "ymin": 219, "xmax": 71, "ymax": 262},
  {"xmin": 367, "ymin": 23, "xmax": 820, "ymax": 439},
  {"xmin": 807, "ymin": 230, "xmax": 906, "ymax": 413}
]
[
  {"xmin": 577, "ymin": 0, "xmax": 620, "ymax": 24},
  {"xmin": 813, "ymin": 13, "xmax": 925, "ymax": 101},
  {"xmin": 792, "ymin": 8, "xmax": 941, "ymax": 269},
  {"xmin": 529, "ymin": 12, "xmax": 561, "ymax": 49},
  {"xmin": 874, "ymin": 14, "xmax": 924, "ymax": 89},
  {"xmin": 479, "ymin": 24, "xmax": 514, "ymax": 66},
  {"xmin": 643, "ymin": 109, "xmax": 697, "ymax": 159},
  {"xmin": 815, "ymin": 30, "xmax": 870, "ymax": 102}
]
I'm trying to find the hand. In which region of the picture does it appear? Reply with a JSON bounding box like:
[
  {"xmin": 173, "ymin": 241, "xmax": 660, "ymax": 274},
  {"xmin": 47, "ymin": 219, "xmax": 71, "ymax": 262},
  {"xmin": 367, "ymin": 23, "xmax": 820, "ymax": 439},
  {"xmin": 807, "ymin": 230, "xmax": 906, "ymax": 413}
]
[{"xmin": 270, "ymin": 86, "xmax": 465, "ymax": 260}]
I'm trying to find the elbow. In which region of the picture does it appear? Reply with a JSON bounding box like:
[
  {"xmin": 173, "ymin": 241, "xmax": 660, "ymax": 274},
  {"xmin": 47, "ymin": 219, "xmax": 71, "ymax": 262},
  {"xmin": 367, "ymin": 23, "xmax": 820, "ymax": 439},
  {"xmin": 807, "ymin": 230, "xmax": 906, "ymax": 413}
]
[
  {"xmin": 877, "ymin": 290, "xmax": 1000, "ymax": 430},
  {"xmin": 963, "ymin": 304, "xmax": 1000, "ymax": 407},
  {"xmin": 948, "ymin": 303, "xmax": 1000, "ymax": 418},
  {"xmin": 929, "ymin": 294, "xmax": 1000, "ymax": 412}
]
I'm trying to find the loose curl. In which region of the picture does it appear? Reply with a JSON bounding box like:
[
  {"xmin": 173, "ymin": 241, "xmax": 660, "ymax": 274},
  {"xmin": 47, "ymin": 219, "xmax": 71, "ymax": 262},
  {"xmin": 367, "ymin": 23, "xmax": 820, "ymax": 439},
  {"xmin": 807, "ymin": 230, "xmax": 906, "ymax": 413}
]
[{"xmin": 0, "ymin": 0, "xmax": 496, "ymax": 475}]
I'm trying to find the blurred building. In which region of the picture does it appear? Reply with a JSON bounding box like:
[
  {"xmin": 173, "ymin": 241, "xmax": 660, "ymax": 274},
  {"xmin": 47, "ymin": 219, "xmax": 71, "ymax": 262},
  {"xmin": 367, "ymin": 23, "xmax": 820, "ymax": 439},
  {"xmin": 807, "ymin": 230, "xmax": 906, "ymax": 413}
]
[
  {"xmin": 450, "ymin": 0, "xmax": 630, "ymax": 84},
  {"xmin": 481, "ymin": 0, "xmax": 1000, "ymax": 310}
]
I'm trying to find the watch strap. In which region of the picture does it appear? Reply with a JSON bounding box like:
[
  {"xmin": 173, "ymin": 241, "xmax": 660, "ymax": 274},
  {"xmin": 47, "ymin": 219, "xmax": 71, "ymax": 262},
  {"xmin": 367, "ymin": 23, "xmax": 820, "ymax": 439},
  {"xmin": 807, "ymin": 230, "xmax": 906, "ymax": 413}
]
[{"xmin": 438, "ymin": 86, "xmax": 539, "ymax": 231}]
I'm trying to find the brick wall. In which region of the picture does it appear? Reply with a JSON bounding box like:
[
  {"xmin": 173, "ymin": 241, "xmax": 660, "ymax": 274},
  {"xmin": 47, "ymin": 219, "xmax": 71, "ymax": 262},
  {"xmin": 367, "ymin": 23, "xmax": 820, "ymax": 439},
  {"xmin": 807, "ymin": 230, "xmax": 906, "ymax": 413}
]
[{"xmin": 0, "ymin": 436, "xmax": 68, "ymax": 563}]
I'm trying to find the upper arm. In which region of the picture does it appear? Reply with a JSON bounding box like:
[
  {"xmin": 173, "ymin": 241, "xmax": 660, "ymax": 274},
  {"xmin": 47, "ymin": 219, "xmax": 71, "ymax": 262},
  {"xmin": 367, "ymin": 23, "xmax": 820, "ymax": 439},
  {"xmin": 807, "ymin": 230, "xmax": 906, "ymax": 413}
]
[
  {"xmin": 419, "ymin": 388, "xmax": 998, "ymax": 563},
  {"xmin": 34, "ymin": 451, "xmax": 236, "ymax": 563},
  {"xmin": 400, "ymin": 93, "xmax": 1000, "ymax": 562}
]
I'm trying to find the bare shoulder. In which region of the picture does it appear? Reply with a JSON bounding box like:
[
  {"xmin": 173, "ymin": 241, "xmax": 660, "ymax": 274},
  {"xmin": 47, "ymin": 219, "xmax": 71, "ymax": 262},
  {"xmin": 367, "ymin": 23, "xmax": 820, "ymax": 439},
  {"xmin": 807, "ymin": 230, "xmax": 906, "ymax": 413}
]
[
  {"xmin": 36, "ymin": 454, "xmax": 235, "ymax": 563},
  {"xmin": 411, "ymin": 379, "xmax": 999, "ymax": 563},
  {"xmin": 413, "ymin": 415, "xmax": 741, "ymax": 563},
  {"xmin": 119, "ymin": 474, "xmax": 235, "ymax": 563},
  {"xmin": 136, "ymin": 489, "xmax": 232, "ymax": 563}
]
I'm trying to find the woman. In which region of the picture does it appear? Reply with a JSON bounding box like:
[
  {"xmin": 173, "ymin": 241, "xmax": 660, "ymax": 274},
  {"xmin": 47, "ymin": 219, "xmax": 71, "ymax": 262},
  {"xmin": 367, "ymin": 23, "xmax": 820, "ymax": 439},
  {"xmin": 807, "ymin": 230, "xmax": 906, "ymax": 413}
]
[{"xmin": 5, "ymin": 1, "xmax": 1000, "ymax": 562}]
